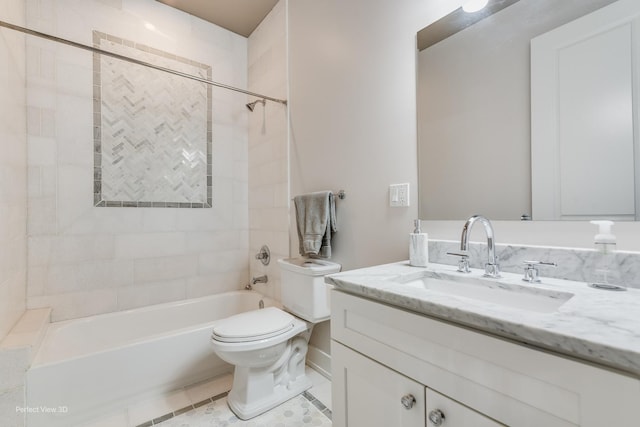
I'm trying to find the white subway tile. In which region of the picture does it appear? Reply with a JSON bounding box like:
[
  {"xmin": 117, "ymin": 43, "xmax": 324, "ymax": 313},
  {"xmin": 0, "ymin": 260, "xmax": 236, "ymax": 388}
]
[
  {"xmin": 27, "ymin": 166, "xmax": 41, "ymax": 197},
  {"xmin": 0, "ymin": 347, "xmax": 28, "ymax": 390},
  {"xmin": 26, "ymin": 106, "xmax": 40, "ymax": 136},
  {"xmin": 134, "ymin": 255, "xmax": 198, "ymax": 283},
  {"xmin": 39, "ymin": 108, "xmax": 55, "ymax": 138},
  {"xmin": 26, "ymin": 266, "xmax": 46, "ymax": 298},
  {"xmin": 42, "ymin": 264, "xmax": 79, "ymax": 294},
  {"xmin": 27, "ymin": 136, "xmax": 56, "ymax": 166},
  {"xmin": 186, "ymin": 230, "xmax": 244, "ymax": 253},
  {"xmin": 141, "ymin": 209, "xmax": 178, "ymax": 232},
  {"xmin": 28, "ymin": 289, "xmax": 118, "ymax": 322},
  {"xmin": 198, "ymin": 249, "xmax": 247, "ymax": 275},
  {"xmin": 114, "ymin": 232, "xmax": 186, "ymax": 259},
  {"xmin": 76, "ymin": 259, "xmax": 134, "ymax": 289},
  {"xmin": 116, "ymin": 280, "xmax": 187, "ymax": 311},
  {"xmin": 48, "ymin": 234, "xmax": 115, "ymax": 264},
  {"xmin": 27, "ymin": 197, "xmax": 57, "ymax": 235}
]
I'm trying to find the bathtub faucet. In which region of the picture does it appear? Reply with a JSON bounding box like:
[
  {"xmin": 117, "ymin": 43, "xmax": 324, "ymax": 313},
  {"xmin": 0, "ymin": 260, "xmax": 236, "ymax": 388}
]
[{"xmin": 252, "ymin": 275, "xmax": 268, "ymax": 285}]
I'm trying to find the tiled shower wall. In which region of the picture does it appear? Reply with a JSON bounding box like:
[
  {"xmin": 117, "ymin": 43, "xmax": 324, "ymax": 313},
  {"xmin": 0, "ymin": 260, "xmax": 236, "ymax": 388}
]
[
  {"xmin": 247, "ymin": 0, "xmax": 289, "ymax": 302},
  {"xmin": 0, "ymin": 0, "xmax": 27, "ymax": 342},
  {"xmin": 25, "ymin": 0, "xmax": 250, "ymax": 321},
  {"xmin": 0, "ymin": 0, "xmax": 28, "ymax": 424}
]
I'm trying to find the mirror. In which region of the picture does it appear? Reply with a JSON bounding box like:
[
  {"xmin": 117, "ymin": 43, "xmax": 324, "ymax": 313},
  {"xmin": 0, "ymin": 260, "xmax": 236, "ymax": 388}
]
[{"xmin": 416, "ymin": 0, "xmax": 624, "ymax": 220}]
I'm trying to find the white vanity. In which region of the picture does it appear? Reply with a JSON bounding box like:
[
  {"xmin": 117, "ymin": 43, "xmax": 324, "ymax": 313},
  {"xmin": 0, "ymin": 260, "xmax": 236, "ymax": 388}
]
[{"xmin": 327, "ymin": 262, "xmax": 640, "ymax": 426}]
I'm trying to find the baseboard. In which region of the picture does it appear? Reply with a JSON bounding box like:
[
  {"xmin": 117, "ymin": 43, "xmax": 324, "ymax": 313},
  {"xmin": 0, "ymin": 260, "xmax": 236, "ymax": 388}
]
[{"xmin": 306, "ymin": 344, "xmax": 331, "ymax": 380}]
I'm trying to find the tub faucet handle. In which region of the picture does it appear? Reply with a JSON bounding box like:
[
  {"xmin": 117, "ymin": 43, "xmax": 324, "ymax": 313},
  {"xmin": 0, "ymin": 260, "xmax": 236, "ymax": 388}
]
[{"xmin": 255, "ymin": 245, "xmax": 271, "ymax": 265}]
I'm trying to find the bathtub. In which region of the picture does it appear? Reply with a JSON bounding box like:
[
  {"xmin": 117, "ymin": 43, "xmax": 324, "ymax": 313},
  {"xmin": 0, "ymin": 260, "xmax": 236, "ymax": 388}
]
[{"xmin": 26, "ymin": 291, "xmax": 275, "ymax": 427}]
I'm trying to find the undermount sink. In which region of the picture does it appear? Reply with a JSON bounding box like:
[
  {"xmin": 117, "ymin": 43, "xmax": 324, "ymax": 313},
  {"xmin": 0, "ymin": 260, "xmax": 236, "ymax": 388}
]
[{"xmin": 398, "ymin": 273, "xmax": 574, "ymax": 313}]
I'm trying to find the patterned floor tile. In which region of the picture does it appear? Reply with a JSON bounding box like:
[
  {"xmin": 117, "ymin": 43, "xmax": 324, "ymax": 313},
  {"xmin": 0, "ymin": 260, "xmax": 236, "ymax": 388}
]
[{"xmin": 156, "ymin": 394, "xmax": 331, "ymax": 427}]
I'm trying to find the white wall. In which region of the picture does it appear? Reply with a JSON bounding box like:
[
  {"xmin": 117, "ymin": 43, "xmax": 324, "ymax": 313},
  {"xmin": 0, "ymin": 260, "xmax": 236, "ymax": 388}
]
[
  {"xmin": 0, "ymin": 0, "xmax": 27, "ymax": 342},
  {"xmin": 288, "ymin": 0, "xmax": 446, "ymax": 271},
  {"xmin": 247, "ymin": 0, "xmax": 289, "ymax": 302},
  {"xmin": 25, "ymin": 0, "xmax": 250, "ymax": 321},
  {"xmin": 287, "ymin": 0, "xmax": 461, "ymax": 356}
]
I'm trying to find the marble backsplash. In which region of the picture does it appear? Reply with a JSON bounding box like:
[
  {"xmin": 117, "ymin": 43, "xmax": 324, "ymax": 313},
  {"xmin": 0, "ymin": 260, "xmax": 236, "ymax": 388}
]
[{"xmin": 429, "ymin": 240, "xmax": 640, "ymax": 289}]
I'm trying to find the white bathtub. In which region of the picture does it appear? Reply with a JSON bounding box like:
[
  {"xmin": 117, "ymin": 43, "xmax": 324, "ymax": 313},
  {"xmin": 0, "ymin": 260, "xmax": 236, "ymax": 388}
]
[{"xmin": 26, "ymin": 291, "xmax": 275, "ymax": 427}]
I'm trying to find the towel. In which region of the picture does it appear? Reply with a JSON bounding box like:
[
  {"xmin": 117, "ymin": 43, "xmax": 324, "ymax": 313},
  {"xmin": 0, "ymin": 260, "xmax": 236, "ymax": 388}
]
[{"xmin": 294, "ymin": 191, "xmax": 337, "ymax": 258}]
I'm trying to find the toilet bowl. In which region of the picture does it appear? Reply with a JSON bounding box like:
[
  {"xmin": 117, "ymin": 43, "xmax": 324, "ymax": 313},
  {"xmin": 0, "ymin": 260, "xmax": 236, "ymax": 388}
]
[{"xmin": 210, "ymin": 257, "xmax": 341, "ymax": 420}]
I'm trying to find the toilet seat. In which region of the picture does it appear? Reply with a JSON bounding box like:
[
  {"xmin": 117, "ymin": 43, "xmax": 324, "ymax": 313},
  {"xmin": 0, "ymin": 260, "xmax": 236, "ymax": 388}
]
[{"xmin": 211, "ymin": 307, "xmax": 296, "ymax": 343}]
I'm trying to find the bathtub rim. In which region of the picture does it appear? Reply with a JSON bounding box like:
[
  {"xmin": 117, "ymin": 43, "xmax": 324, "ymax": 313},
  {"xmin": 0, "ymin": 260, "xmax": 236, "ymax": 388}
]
[{"xmin": 31, "ymin": 290, "xmax": 279, "ymax": 368}]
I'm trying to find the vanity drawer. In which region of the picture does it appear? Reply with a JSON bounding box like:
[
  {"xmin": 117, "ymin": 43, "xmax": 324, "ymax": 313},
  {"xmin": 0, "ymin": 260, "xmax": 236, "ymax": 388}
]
[
  {"xmin": 331, "ymin": 290, "xmax": 640, "ymax": 427},
  {"xmin": 426, "ymin": 388, "xmax": 505, "ymax": 427}
]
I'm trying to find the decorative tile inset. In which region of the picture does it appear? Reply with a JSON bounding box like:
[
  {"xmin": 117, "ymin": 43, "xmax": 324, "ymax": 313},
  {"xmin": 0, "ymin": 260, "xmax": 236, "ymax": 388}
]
[{"xmin": 93, "ymin": 31, "xmax": 212, "ymax": 208}]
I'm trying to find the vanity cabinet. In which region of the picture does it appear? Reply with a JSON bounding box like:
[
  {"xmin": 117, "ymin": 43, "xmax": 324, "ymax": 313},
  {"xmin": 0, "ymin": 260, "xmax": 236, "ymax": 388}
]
[
  {"xmin": 330, "ymin": 290, "xmax": 640, "ymax": 427},
  {"xmin": 332, "ymin": 342, "xmax": 425, "ymax": 426},
  {"xmin": 333, "ymin": 341, "xmax": 502, "ymax": 426}
]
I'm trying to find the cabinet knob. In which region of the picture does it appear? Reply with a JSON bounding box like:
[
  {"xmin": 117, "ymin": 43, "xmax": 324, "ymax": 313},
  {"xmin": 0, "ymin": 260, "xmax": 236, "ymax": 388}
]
[
  {"xmin": 428, "ymin": 409, "xmax": 446, "ymax": 425},
  {"xmin": 400, "ymin": 394, "xmax": 416, "ymax": 409}
]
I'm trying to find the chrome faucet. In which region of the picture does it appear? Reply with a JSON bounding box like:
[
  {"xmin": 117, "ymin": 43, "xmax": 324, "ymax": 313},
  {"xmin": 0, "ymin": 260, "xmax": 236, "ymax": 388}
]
[
  {"xmin": 251, "ymin": 275, "xmax": 268, "ymax": 285},
  {"xmin": 460, "ymin": 215, "xmax": 500, "ymax": 278}
]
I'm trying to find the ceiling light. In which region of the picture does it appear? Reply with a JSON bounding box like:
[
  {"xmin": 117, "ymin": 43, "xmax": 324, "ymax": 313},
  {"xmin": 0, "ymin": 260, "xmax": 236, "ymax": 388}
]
[{"xmin": 462, "ymin": 0, "xmax": 489, "ymax": 13}]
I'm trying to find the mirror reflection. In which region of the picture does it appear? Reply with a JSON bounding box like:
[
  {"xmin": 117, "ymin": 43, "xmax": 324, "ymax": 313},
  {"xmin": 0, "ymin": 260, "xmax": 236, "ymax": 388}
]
[{"xmin": 416, "ymin": 0, "xmax": 629, "ymax": 221}]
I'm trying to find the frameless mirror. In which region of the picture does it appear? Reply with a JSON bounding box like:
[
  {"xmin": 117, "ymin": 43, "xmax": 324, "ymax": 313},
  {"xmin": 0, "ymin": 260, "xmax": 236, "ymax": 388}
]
[{"xmin": 416, "ymin": 0, "xmax": 631, "ymax": 220}]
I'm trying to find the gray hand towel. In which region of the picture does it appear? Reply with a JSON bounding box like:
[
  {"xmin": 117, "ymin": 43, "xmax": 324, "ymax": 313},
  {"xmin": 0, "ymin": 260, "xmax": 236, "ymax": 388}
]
[{"xmin": 294, "ymin": 191, "xmax": 337, "ymax": 258}]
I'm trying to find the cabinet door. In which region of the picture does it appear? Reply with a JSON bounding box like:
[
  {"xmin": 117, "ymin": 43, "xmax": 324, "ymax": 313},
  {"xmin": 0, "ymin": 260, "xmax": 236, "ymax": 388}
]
[
  {"xmin": 332, "ymin": 341, "xmax": 425, "ymax": 427},
  {"xmin": 426, "ymin": 388, "xmax": 504, "ymax": 427}
]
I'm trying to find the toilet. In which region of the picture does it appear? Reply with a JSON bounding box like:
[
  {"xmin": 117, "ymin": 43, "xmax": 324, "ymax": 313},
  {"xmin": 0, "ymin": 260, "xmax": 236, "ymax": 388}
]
[{"xmin": 210, "ymin": 257, "xmax": 341, "ymax": 420}]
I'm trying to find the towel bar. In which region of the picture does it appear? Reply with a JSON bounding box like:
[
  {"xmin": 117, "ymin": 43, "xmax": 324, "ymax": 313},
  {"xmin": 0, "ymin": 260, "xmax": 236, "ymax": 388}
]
[{"xmin": 292, "ymin": 190, "xmax": 345, "ymax": 201}]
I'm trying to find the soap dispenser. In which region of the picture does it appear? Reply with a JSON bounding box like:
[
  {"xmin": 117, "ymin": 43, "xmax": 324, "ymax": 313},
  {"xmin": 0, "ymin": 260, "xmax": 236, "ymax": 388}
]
[
  {"xmin": 409, "ymin": 219, "xmax": 428, "ymax": 267},
  {"xmin": 589, "ymin": 220, "xmax": 625, "ymax": 291}
]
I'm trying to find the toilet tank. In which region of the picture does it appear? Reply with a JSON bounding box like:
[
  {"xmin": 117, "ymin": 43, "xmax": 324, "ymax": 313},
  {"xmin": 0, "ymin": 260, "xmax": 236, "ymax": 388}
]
[{"xmin": 277, "ymin": 258, "xmax": 341, "ymax": 323}]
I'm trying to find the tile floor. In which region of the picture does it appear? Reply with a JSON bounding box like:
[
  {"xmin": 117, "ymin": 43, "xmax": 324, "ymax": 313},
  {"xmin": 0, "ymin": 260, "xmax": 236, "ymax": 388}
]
[{"xmin": 83, "ymin": 366, "xmax": 332, "ymax": 427}]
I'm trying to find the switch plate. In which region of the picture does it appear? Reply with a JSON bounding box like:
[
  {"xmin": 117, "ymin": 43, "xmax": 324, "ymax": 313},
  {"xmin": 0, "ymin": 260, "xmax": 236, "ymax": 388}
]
[{"xmin": 389, "ymin": 183, "xmax": 410, "ymax": 207}]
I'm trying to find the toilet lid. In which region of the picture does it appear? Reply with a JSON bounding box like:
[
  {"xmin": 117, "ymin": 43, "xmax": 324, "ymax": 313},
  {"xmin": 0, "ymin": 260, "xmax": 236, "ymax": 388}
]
[{"xmin": 211, "ymin": 307, "xmax": 295, "ymax": 343}]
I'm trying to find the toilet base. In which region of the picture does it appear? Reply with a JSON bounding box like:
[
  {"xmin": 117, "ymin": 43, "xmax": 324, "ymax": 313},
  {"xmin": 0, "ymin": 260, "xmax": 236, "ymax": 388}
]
[
  {"xmin": 228, "ymin": 373, "xmax": 312, "ymax": 420},
  {"xmin": 225, "ymin": 331, "xmax": 312, "ymax": 420}
]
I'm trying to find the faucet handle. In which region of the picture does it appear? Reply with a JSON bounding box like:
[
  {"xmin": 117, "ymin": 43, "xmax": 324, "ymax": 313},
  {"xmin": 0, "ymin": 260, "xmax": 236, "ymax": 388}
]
[
  {"xmin": 522, "ymin": 260, "xmax": 557, "ymax": 283},
  {"xmin": 447, "ymin": 251, "xmax": 471, "ymax": 273}
]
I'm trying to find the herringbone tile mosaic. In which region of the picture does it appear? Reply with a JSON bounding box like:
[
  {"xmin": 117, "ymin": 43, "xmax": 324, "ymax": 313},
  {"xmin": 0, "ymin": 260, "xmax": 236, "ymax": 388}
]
[{"xmin": 93, "ymin": 32, "xmax": 212, "ymax": 208}]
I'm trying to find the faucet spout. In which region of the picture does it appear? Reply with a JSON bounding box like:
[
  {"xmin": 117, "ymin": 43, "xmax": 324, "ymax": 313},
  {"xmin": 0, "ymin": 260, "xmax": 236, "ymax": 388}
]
[
  {"xmin": 251, "ymin": 275, "xmax": 268, "ymax": 285},
  {"xmin": 460, "ymin": 215, "xmax": 500, "ymax": 278}
]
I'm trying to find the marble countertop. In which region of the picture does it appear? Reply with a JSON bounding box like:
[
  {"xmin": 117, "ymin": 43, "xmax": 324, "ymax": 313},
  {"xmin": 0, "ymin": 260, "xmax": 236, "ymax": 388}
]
[{"xmin": 326, "ymin": 261, "xmax": 640, "ymax": 377}]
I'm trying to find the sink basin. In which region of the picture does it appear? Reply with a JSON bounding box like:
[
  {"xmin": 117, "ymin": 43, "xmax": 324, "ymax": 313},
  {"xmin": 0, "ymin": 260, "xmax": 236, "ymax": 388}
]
[{"xmin": 398, "ymin": 273, "xmax": 573, "ymax": 313}]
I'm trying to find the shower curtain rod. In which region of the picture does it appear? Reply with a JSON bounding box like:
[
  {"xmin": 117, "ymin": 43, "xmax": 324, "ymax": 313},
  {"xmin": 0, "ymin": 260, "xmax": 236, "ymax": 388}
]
[{"xmin": 0, "ymin": 19, "xmax": 288, "ymax": 106}]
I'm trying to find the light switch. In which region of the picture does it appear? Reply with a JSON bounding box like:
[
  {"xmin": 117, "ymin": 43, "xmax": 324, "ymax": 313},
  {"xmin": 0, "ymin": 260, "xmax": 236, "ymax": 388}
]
[{"xmin": 389, "ymin": 183, "xmax": 410, "ymax": 207}]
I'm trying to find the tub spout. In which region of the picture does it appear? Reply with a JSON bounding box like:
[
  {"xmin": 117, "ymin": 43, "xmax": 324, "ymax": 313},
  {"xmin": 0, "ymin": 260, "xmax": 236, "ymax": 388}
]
[{"xmin": 252, "ymin": 275, "xmax": 268, "ymax": 285}]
